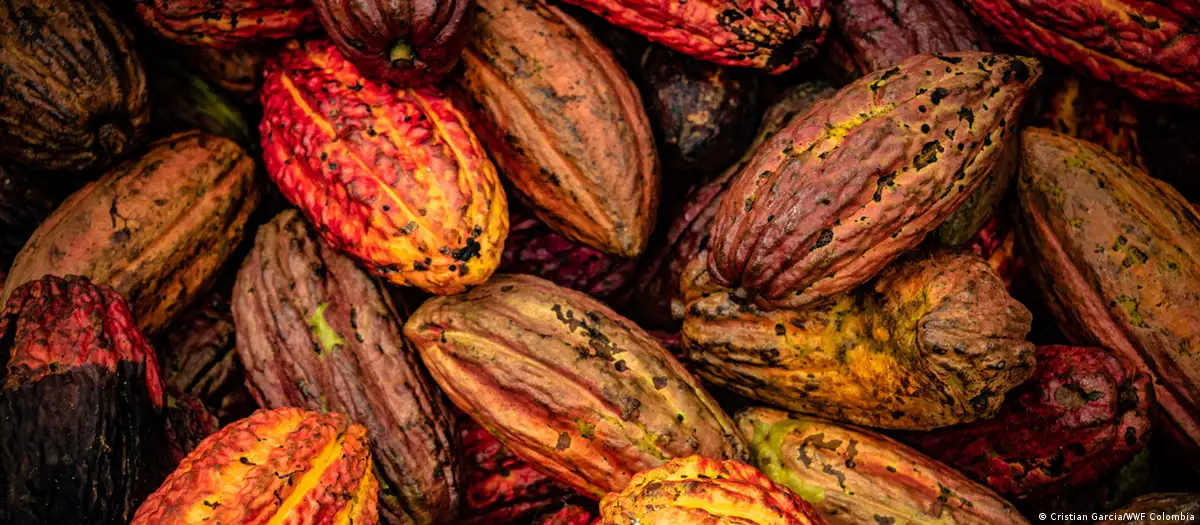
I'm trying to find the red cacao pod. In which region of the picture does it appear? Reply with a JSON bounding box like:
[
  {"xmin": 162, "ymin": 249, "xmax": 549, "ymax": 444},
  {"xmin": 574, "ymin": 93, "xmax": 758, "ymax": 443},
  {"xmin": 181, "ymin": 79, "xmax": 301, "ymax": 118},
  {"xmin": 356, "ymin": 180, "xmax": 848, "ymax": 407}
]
[
  {"xmin": 532, "ymin": 501, "xmax": 597, "ymax": 525},
  {"xmin": 460, "ymin": 417, "xmax": 572, "ymax": 524},
  {"xmin": 135, "ymin": 0, "xmax": 318, "ymax": 48},
  {"xmin": 164, "ymin": 392, "xmax": 221, "ymax": 465},
  {"xmin": 501, "ymin": 207, "xmax": 637, "ymax": 304}
]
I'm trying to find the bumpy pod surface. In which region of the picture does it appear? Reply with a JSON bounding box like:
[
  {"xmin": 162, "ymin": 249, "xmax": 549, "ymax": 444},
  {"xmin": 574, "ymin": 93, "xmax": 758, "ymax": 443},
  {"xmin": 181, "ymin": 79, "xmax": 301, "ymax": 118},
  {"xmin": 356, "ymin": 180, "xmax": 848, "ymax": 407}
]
[
  {"xmin": 135, "ymin": 0, "xmax": 317, "ymax": 48},
  {"xmin": 314, "ymin": 0, "xmax": 470, "ymax": 85},
  {"xmin": 682, "ymin": 249, "xmax": 1035, "ymax": 430},
  {"xmin": 1040, "ymin": 75, "xmax": 1144, "ymax": 169},
  {"xmin": 961, "ymin": 0, "xmax": 1200, "ymax": 106},
  {"xmin": 1097, "ymin": 494, "xmax": 1200, "ymax": 525},
  {"xmin": 131, "ymin": 407, "xmax": 378, "ymax": 525},
  {"xmin": 903, "ymin": 345, "xmax": 1153, "ymax": 497},
  {"xmin": 709, "ymin": 53, "xmax": 1041, "ymax": 309},
  {"xmin": 161, "ymin": 291, "xmax": 258, "ymax": 424},
  {"xmin": 457, "ymin": 0, "xmax": 657, "ymax": 257},
  {"xmin": 261, "ymin": 39, "xmax": 508, "ymax": 295},
  {"xmin": 3, "ymin": 132, "xmax": 261, "ymax": 335},
  {"xmin": 502, "ymin": 207, "xmax": 637, "ymax": 303},
  {"xmin": 0, "ymin": 0, "xmax": 149, "ymax": 172},
  {"xmin": 232, "ymin": 210, "xmax": 459, "ymax": 525},
  {"xmin": 738, "ymin": 407, "xmax": 1028, "ymax": 525},
  {"xmin": 598, "ymin": 456, "xmax": 828, "ymax": 524},
  {"xmin": 164, "ymin": 392, "xmax": 221, "ymax": 465},
  {"xmin": 1015, "ymin": 127, "xmax": 1200, "ymax": 463},
  {"xmin": 405, "ymin": 274, "xmax": 747, "ymax": 498},
  {"xmin": 460, "ymin": 417, "xmax": 572, "ymax": 524}
]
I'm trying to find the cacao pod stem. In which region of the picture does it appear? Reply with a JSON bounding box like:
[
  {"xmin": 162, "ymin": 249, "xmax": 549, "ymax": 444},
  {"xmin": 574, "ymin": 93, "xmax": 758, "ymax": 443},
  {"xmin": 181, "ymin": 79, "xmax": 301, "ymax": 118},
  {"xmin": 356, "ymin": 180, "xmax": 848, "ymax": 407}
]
[
  {"xmin": 391, "ymin": 41, "xmax": 414, "ymax": 63},
  {"xmin": 97, "ymin": 122, "xmax": 129, "ymax": 159}
]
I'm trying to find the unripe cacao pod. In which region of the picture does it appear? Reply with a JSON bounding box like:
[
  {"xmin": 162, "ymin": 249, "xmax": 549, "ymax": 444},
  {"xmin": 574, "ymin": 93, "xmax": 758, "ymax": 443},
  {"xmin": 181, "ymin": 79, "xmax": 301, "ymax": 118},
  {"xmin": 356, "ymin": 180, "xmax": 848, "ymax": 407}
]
[
  {"xmin": 502, "ymin": 207, "xmax": 637, "ymax": 303},
  {"xmin": 1097, "ymin": 494, "xmax": 1200, "ymax": 525},
  {"xmin": 1040, "ymin": 75, "xmax": 1144, "ymax": 169},
  {"xmin": 135, "ymin": 0, "xmax": 318, "ymax": 48},
  {"xmin": 148, "ymin": 59, "xmax": 255, "ymax": 148}
]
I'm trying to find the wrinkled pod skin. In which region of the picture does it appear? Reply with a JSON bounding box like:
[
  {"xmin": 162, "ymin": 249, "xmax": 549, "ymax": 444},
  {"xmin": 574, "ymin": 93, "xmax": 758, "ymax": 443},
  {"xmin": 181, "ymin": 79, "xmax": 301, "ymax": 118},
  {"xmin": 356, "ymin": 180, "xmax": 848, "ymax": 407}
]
[
  {"xmin": 709, "ymin": 53, "xmax": 1041, "ymax": 309},
  {"xmin": 135, "ymin": 0, "xmax": 319, "ymax": 48},
  {"xmin": 459, "ymin": 416, "xmax": 573, "ymax": 524},
  {"xmin": 1096, "ymin": 494, "xmax": 1200, "ymax": 525},
  {"xmin": 404, "ymin": 274, "xmax": 747, "ymax": 498},
  {"xmin": 160, "ymin": 291, "xmax": 258, "ymax": 424},
  {"xmin": 682, "ymin": 249, "xmax": 1035, "ymax": 430}
]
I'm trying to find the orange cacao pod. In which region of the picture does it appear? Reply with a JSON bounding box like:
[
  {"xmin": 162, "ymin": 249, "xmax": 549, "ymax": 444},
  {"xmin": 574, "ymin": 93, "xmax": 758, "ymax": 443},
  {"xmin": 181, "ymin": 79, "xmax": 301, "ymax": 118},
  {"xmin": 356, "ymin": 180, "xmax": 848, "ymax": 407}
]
[{"xmin": 135, "ymin": 0, "xmax": 318, "ymax": 48}]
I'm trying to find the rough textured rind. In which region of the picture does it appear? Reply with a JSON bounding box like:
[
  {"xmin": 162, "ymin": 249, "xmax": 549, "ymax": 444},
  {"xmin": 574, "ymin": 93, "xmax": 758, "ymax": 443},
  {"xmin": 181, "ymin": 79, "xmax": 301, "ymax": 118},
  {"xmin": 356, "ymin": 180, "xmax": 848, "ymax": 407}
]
[
  {"xmin": 598, "ymin": 456, "xmax": 828, "ymax": 524},
  {"xmin": 1015, "ymin": 127, "xmax": 1200, "ymax": 461},
  {"xmin": 531, "ymin": 501, "xmax": 596, "ymax": 525},
  {"xmin": 261, "ymin": 39, "xmax": 508, "ymax": 295},
  {"xmin": 961, "ymin": 0, "xmax": 1200, "ymax": 106},
  {"xmin": 314, "ymin": 0, "xmax": 470, "ymax": 85},
  {"xmin": 903, "ymin": 345, "xmax": 1153, "ymax": 497},
  {"xmin": 460, "ymin": 417, "xmax": 572, "ymax": 525},
  {"xmin": 2, "ymin": 131, "xmax": 262, "ymax": 335},
  {"xmin": 0, "ymin": 165, "xmax": 63, "ymax": 269},
  {"xmin": 130, "ymin": 407, "xmax": 379, "ymax": 525},
  {"xmin": 182, "ymin": 45, "xmax": 268, "ymax": 102},
  {"xmin": 1097, "ymin": 494, "xmax": 1200, "ymax": 524},
  {"xmin": 457, "ymin": 0, "xmax": 657, "ymax": 257},
  {"xmin": 738, "ymin": 407, "xmax": 1029, "ymax": 525},
  {"xmin": 0, "ymin": 0, "xmax": 149, "ymax": 171},
  {"xmin": 502, "ymin": 207, "xmax": 637, "ymax": 303},
  {"xmin": 160, "ymin": 291, "xmax": 258, "ymax": 424},
  {"xmin": 931, "ymin": 131, "xmax": 1018, "ymax": 246},
  {"xmin": 709, "ymin": 53, "xmax": 1041, "ymax": 309},
  {"xmin": 164, "ymin": 392, "xmax": 221, "ymax": 465},
  {"xmin": 1040, "ymin": 75, "xmax": 1144, "ymax": 169},
  {"xmin": 232, "ymin": 210, "xmax": 459, "ymax": 525},
  {"xmin": 135, "ymin": 0, "xmax": 318, "ymax": 48},
  {"xmin": 405, "ymin": 274, "xmax": 747, "ymax": 498},
  {"xmin": 682, "ymin": 249, "xmax": 1035, "ymax": 430}
]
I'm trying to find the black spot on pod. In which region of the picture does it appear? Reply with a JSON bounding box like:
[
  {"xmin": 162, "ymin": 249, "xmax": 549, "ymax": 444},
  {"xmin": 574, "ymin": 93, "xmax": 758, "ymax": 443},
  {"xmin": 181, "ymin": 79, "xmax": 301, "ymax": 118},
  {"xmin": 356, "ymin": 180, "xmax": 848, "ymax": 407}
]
[{"xmin": 930, "ymin": 88, "xmax": 950, "ymax": 105}]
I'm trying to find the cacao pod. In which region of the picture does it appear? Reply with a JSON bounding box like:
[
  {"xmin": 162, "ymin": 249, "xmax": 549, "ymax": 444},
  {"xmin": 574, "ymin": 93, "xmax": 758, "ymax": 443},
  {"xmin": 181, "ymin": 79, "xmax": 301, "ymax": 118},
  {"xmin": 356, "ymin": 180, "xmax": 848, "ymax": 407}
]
[
  {"xmin": 182, "ymin": 45, "xmax": 268, "ymax": 103},
  {"xmin": 456, "ymin": 0, "xmax": 657, "ymax": 257},
  {"xmin": 0, "ymin": 165, "xmax": 65, "ymax": 270},
  {"xmin": 1015, "ymin": 447, "xmax": 1154, "ymax": 522},
  {"xmin": 313, "ymin": 0, "xmax": 470, "ymax": 85},
  {"xmin": 967, "ymin": 215, "xmax": 1023, "ymax": 293},
  {"xmin": 2, "ymin": 131, "xmax": 262, "ymax": 335},
  {"xmin": 903, "ymin": 345, "xmax": 1153, "ymax": 497},
  {"xmin": 682, "ymin": 249, "xmax": 1035, "ymax": 430},
  {"xmin": 1014, "ymin": 127, "xmax": 1200, "ymax": 462},
  {"xmin": 149, "ymin": 59, "xmax": 255, "ymax": 148},
  {"xmin": 1097, "ymin": 494, "xmax": 1200, "ymax": 524},
  {"xmin": 404, "ymin": 274, "xmax": 747, "ymax": 498},
  {"xmin": 1040, "ymin": 75, "xmax": 1144, "ymax": 169},
  {"xmin": 135, "ymin": 0, "xmax": 318, "ymax": 48},
  {"xmin": 0, "ymin": 0, "xmax": 149, "ymax": 171},
  {"xmin": 708, "ymin": 53, "xmax": 1041, "ymax": 309},
  {"xmin": 738, "ymin": 407, "xmax": 1029, "ymax": 525},
  {"xmin": 261, "ymin": 39, "xmax": 508, "ymax": 295},
  {"xmin": 1, "ymin": 275, "xmax": 170, "ymax": 525},
  {"xmin": 164, "ymin": 391, "xmax": 221, "ymax": 464},
  {"xmin": 160, "ymin": 291, "xmax": 258, "ymax": 424},
  {"xmin": 960, "ymin": 0, "xmax": 1200, "ymax": 106},
  {"xmin": 130, "ymin": 407, "xmax": 379, "ymax": 525},
  {"xmin": 460, "ymin": 417, "xmax": 572, "ymax": 524},
  {"xmin": 232, "ymin": 209, "xmax": 460, "ymax": 525},
  {"xmin": 597, "ymin": 456, "xmax": 828, "ymax": 525},
  {"xmin": 930, "ymin": 129, "xmax": 1018, "ymax": 246},
  {"xmin": 531, "ymin": 500, "xmax": 597, "ymax": 525}
]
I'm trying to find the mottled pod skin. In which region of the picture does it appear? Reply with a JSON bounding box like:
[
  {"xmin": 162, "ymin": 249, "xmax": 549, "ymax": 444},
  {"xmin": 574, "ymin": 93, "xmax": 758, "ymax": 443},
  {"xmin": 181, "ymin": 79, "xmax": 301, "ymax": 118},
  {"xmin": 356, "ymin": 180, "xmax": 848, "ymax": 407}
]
[
  {"xmin": 160, "ymin": 291, "xmax": 258, "ymax": 424},
  {"xmin": 903, "ymin": 345, "xmax": 1153, "ymax": 497},
  {"xmin": 460, "ymin": 417, "xmax": 572, "ymax": 524},
  {"xmin": 457, "ymin": 0, "xmax": 657, "ymax": 257},
  {"xmin": 130, "ymin": 408, "xmax": 379, "ymax": 525},
  {"xmin": 405, "ymin": 274, "xmax": 747, "ymax": 498},
  {"xmin": 262, "ymin": 39, "xmax": 508, "ymax": 295},
  {"xmin": 0, "ymin": 0, "xmax": 149, "ymax": 172},
  {"xmin": 682, "ymin": 249, "xmax": 1035, "ymax": 430},
  {"xmin": 314, "ymin": 0, "xmax": 470, "ymax": 85},
  {"xmin": 709, "ymin": 53, "xmax": 1041, "ymax": 309},
  {"xmin": 1040, "ymin": 75, "xmax": 1144, "ymax": 170},
  {"xmin": 135, "ymin": 0, "xmax": 318, "ymax": 48},
  {"xmin": 2, "ymin": 132, "xmax": 262, "ymax": 335},
  {"xmin": 1015, "ymin": 127, "xmax": 1200, "ymax": 463},
  {"xmin": 597, "ymin": 456, "xmax": 828, "ymax": 524},
  {"xmin": 502, "ymin": 207, "xmax": 638, "ymax": 303},
  {"xmin": 232, "ymin": 210, "xmax": 459, "ymax": 525},
  {"xmin": 1097, "ymin": 494, "xmax": 1200, "ymax": 525},
  {"xmin": 961, "ymin": 0, "xmax": 1200, "ymax": 106},
  {"xmin": 738, "ymin": 408, "xmax": 1029, "ymax": 525}
]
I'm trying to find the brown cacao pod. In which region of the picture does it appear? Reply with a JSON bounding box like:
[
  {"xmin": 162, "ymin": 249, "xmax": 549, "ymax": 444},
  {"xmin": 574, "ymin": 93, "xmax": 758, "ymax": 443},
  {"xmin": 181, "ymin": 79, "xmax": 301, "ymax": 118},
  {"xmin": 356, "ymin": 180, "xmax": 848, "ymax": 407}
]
[
  {"xmin": 459, "ymin": 416, "xmax": 572, "ymax": 524},
  {"xmin": 708, "ymin": 52, "xmax": 1041, "ymax": 309},
  {"xmin": 738, "ymin": 407, "xmax": 1029, "ymax": 525},
  {"xmin": 501, "ymin": 206, "xmax": 637, "ymax": 303},
  {"xmin": 456, "ymin": 0, "xmax": 657, "ymax": 257},
  {"xmin": 902, "ymin": 345, "xmax": 1153, "ymax": 497},
  {"xmin": 1039, "ymin": 75, "xmax": 1144, "ymax": 169},
  {"xmin": 181, "ymin": 45, "xmax": 268, "ymax": 103},
  {"xmin": 597, "ymin": 456, "xmax": 828, "ymax": 525},
  {"xmin": 164, "ymin": 391, "xmax": 221, "ymax": 465},
  {"xmin": 160, "ymin": 291, "xmax": 258, "ymax": 424},
  {"xmin": 135, "ymin": 0, "xmax": 318, "ymax": 49},
  {"xmin": 682, "ymin": 249, "xmax": 1035, "ymax": 430},
  {"xmin": 1015, "ymin": 127, "xmax": 1200, "ymax": 466},
  {"xmin": 261, "ymin": 39, "xmax": 508, "ymax": 295},
  {"xmin": 0, "ymin": 0, "xmax": 149, "ymax": 172},
  {"xmin": 2, "ymin": 132, "xmax": 261, "ymax": 335},
  {"xmin": 232, "ymin": 209, "xmax": 460, "ymax": 525},
  {"xmin": 1097, "ymin": 494, "xmax": 1200, "ymax": 525},
  {"xmin": 404, "ymin": 274, "xmax": 747, "ymax": 498},
  {"xmin": 130, "ymin": 407, "xmax": 379, "ymax": 525}
]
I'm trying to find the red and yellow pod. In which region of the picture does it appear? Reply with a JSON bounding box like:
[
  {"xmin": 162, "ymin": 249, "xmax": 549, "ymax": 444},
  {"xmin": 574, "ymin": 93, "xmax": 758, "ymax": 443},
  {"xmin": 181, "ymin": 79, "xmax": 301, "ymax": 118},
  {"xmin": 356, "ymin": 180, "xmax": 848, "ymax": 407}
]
[
  {"xmin": 135, "ymin": 0, "xmax": 318, "ymax": 48},
  {"xmin": 131, "ymin": 407, "xmax": 378, "ymax": 525},
  {"xmin": 261, "ymin": 39, "xmax": 508, "ymax": 295}
]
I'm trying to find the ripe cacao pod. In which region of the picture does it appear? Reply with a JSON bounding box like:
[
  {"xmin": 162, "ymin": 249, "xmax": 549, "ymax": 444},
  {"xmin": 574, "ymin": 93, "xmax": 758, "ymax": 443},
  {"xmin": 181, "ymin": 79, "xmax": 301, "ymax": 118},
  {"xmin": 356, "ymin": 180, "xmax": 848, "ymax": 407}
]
[
  {"xmin": 130, "ymin": 407, "xmax": 379, "ymax": 525},
  {"xmin": 405, "ymin": 274, "xmax": 747, "ymax": 498},
  {"xmin": 456, "ymin": 0, "xmax": 657, "ymax": 257},
  {"xmin": 1040, "ymin": 75, "xmax": 1144, "ymax": 169},
  {"xmin": 182, "ymin": 45, "xmax": 268, "ymax": 103},
  {"xmin": 502, "ymin": 206, "xmax": 637, "ymax": 304},
  {"xmin": 160, "ymin": 291, "xmax": 258, "ymax": 424},
  {"xmin": 961, "ymin": 0, "xmax": 1200, "ymax": 106},
  {"xmin": 261, "ymin": 39, "xmax": 508, "ymax": 295},
  {"xmin": 460, "ymin": 417, "xmax": 572, "ymax": 524},
  {"xmin": 1015, "ymin": 127, "xmax": 1200, "ymax": 466},
  {"xmin": 313, "ymin": 0, "xmax": 470, "ymax": 85},
  {"xmin": 738, "ymin": 407, "xmax": 1029, "ymax": 525},
  {"xmin": 903, "ymin": 345, "xmax": 1153, "ymax": 497},
  {"xmin": 135, "ymin": 0, "xmax": 318, "ymax": 48},
  {"xmin": 0, "ymin": 0, "xmax": 149, "ymax": 172},
  {"xmin": 1097, "ymin": 494, "xmax": 1200, "ymax": 525},
  {"xmin": 597, "ymin": 456, "xmax": 828, "ymax": 525},
  {"xmin": 708, "ymin": 53, "xmax": 1041, "ymax": 309},
  {"xmin": 682, "ymin": 249, "xmax": 1035, "ymax": 430},
  {"xmin": 233, "ymin": 209, "xmax": 460, "ymax": 525},
  {"xmin": 0, "ymin": 165, "xmax": 65, "ymax": 269},
  {"xmin": 2, "ymin": 131, "xmax": 262, "ymax": 335},
  {"xmin": 1, "ymin": 275, "xmax": 170, "ymax": 525}
]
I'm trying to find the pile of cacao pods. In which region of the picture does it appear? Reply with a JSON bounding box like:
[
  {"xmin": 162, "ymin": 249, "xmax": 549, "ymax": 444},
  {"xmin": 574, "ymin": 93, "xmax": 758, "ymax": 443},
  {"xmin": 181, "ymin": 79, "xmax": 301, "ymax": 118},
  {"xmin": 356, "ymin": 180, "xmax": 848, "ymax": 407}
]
[{"xmin": 1, "ymin": 0, "xmax": 1199, "ymax": 522}]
